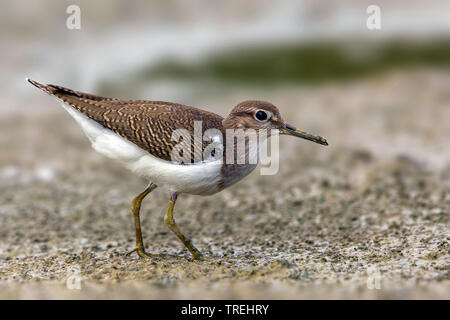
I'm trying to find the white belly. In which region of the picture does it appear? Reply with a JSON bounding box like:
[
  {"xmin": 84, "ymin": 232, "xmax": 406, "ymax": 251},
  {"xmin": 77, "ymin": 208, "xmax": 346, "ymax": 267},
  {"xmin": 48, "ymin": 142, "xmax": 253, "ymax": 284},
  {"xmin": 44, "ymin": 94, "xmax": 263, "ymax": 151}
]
[{"xmin": 57, "ymin": 101, "xmax": 223, "ymax": 195}]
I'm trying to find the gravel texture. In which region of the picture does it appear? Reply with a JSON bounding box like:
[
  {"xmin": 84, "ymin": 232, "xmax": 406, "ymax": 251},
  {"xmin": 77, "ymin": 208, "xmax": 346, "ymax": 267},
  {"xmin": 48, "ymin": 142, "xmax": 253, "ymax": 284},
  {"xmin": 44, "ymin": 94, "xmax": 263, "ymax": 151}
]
[{"xmin": 0, "ymin": 69, "xmax": 449, "ymax": 299}]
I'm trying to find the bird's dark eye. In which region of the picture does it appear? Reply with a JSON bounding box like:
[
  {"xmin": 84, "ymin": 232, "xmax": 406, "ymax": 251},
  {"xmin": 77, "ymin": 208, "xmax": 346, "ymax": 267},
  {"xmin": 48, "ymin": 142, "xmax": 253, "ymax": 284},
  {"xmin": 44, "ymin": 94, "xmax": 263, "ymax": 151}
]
[{"xmin": 254, "ymin": 110, "xmax": 270, "ymax": 122}]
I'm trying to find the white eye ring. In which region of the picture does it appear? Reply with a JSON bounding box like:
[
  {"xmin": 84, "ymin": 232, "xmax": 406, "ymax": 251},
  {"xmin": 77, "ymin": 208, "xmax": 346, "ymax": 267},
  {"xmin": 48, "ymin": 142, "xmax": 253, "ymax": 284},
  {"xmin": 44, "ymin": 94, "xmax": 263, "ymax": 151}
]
[{"xmin": 254, "ymin": 109, "xmax": 272, "ymax": 122}]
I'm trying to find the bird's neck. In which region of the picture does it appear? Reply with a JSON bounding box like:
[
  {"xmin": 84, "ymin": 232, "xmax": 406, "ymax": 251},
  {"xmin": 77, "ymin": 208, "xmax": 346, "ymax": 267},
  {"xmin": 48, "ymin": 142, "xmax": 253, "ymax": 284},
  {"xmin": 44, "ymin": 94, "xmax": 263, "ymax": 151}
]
[{"xmin": 221, "ymin": 129, "xmax": 268, "ymax": 166}]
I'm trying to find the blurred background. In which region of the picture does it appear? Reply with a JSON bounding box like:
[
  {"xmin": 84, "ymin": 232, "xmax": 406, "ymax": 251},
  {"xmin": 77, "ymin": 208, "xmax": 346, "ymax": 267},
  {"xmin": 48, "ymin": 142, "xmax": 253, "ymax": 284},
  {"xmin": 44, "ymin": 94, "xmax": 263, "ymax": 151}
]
[{"xmin": 0, "ymin": 0, "xmax": 449, "ymax": 299}]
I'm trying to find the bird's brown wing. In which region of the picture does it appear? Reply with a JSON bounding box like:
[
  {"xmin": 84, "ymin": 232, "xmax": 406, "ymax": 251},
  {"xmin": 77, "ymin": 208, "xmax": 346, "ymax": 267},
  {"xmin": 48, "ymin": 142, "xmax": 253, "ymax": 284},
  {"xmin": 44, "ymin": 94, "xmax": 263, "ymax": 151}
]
[{"xmin": 29, "ymin": 79, "xmax": 224, "ymax": 163}]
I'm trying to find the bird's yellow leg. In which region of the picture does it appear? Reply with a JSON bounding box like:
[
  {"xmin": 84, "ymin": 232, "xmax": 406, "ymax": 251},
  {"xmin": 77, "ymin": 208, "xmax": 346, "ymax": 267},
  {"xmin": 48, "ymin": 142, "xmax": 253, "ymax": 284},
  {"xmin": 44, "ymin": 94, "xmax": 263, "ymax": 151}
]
[
  {"xmin": 126, "ymin": 183, "xmax": 157, "ymax": 258},
  {"xmin": 164, "ymin": 193, "xmax": 205, "ymax": 260}
]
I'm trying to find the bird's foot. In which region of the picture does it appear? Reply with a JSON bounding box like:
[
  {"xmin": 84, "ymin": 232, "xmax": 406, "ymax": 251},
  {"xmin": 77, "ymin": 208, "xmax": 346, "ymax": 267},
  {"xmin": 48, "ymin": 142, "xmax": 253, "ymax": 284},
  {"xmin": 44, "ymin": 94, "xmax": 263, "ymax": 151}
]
[
  {"xmin": 126, "ymin": 247, "xmax": 162, "ymax": 259},
  {"xmin": 185, "ymin": 240, "xmax": 206, "ymax": 261},
  {"xmin": 189, "ymin": 252, "xmax": 206, "ymax": 261}
]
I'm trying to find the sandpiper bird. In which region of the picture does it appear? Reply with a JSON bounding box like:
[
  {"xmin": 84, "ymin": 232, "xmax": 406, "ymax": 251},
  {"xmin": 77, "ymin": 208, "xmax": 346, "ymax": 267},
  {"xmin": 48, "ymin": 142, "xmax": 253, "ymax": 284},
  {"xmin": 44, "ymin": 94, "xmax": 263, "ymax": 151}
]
[{"xmin": 28, "ymin": 78, "xmax": 327, "ymax": 260}]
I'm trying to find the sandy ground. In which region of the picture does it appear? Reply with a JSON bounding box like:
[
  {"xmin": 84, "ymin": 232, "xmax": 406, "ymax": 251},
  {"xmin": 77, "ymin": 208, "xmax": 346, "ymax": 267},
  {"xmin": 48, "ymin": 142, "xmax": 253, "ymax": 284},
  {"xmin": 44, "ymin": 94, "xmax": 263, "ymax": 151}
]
[{"xmin": 0, "ymin": 69, "xmax": 449, "ymax": 299}]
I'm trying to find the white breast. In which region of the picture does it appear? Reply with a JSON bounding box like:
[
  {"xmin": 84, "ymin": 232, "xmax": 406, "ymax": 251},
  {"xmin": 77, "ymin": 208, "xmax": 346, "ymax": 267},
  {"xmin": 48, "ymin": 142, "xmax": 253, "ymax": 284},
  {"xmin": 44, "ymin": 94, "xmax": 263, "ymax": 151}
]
[{"xmin": 57, "ymin": 100, "xmax": 223, "ymax": 195}]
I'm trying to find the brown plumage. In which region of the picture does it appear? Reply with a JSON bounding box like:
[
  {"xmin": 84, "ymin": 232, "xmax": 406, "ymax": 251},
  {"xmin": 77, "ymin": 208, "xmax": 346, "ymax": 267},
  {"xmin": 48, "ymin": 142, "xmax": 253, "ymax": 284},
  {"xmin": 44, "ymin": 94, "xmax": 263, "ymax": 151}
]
[{"xmin": 28, "ymin": 79, "xmax": 224, "ymax": 163}]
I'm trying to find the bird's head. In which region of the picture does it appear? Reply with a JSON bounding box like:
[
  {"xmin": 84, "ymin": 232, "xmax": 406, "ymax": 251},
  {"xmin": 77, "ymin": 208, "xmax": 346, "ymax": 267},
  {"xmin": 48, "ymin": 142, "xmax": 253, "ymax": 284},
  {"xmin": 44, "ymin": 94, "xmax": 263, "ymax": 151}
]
[{"xmin": 222, "ymin": 100, "xmax": 328, "ymax": 145}]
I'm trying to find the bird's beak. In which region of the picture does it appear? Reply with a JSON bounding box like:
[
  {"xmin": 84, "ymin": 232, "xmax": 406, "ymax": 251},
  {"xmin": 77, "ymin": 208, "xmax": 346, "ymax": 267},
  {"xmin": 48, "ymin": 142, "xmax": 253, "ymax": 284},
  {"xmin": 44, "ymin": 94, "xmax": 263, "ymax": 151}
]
[{"xmin": 280, "ymin": 124, "xmax": 328, "ymax": 146}]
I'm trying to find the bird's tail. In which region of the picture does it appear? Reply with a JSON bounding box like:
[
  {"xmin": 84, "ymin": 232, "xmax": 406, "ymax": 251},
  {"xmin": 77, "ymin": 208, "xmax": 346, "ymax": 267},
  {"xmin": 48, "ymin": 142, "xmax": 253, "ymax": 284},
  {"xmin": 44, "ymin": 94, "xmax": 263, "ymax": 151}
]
[
  {"xmin": 26, "ymin": 78, "xmax": 59, "ymax": 95},
  {"xmin": 26, "ymin": 78, "xmax": 117, "ymax": 103}
]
